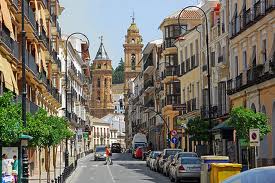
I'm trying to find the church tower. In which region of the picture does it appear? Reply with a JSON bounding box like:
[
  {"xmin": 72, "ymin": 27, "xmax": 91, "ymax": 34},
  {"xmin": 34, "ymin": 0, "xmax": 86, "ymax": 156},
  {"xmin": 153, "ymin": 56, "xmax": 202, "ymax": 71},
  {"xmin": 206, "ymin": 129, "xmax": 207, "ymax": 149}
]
[
  {"xmin": 123, "ymin": 16, "xmax": 143, "ymax": 93},
  {"xmin": 90, "ymin": 37, "xmax": 114, "ymax": 118}
]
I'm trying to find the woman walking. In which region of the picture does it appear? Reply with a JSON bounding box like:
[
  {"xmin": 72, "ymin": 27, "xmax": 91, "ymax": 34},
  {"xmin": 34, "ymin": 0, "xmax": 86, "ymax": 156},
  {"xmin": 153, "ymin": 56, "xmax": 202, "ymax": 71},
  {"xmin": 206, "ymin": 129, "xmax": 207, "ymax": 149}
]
[{"xmin": 104, "ymin": 145, "xmax": 113, "ymax": 165}]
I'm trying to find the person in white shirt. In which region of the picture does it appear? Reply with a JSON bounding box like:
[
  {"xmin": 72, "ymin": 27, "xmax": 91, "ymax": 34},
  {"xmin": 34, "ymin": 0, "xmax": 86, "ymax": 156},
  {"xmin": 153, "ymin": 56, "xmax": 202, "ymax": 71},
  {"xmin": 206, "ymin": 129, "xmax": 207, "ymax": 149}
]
[{"xmin": 2, "ymin": 154, "xmax": 9, "ymax": 175}]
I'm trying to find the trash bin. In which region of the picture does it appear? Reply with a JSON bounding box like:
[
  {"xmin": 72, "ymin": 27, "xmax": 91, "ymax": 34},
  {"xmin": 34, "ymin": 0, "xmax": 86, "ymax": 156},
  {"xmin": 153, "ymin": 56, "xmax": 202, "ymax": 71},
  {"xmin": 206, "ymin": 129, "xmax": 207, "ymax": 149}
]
[
  {"xmin": 201, "ymin": 156, "xmax": 230, "ymax": 183},
  {"xmin": 210, "ymin": 163, "xmax": 242, "ymax": 183}
]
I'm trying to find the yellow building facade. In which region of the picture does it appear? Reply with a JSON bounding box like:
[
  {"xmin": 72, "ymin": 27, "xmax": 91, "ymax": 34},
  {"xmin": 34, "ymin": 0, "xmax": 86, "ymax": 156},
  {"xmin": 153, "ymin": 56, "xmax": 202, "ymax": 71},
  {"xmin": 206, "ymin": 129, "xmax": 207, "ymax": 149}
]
[
  {"xmin": 175, "ymin": 27, "xmax": 201, "ymax": 152},
  {"xmin": 228, "ymin": 0, "xmax": 275, "ymax": 165},
  {"xmin": 159, "ymin": 10, "xmax": 201, "ymax": 147}
]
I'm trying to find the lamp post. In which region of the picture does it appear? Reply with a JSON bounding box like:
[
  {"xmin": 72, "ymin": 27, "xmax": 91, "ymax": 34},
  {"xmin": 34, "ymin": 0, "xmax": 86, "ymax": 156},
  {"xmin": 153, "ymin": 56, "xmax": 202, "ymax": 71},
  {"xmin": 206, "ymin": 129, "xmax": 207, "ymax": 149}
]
[
  {"xmin": 20, "ymin": 135, "xmax": 33, "ymax": 183},
  {"xmin": 21, "ymin": 0, "xmax": 29, "ymax": 181},
  {"xmin": 138, "ymin": 105, "xmax": 171, "ymax": 148},
  {"xmin": 177, "ymin": 6, "xmax": 213, "ymax": 154},
  {"xmin": 65, "ymin": 33, "xmax": 90, "ymax": 167}
]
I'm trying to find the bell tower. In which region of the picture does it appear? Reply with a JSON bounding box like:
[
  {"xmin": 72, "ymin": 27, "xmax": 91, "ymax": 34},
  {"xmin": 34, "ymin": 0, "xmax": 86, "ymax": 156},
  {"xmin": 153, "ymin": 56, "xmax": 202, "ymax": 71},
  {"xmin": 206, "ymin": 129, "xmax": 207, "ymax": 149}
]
[
  {"xmin": 90, "ymin": 37, "xmax": 114, "ymax": 118},
  {"xmin": 123, "ymin": 15, "xmax": 143, "ymax": 93}
]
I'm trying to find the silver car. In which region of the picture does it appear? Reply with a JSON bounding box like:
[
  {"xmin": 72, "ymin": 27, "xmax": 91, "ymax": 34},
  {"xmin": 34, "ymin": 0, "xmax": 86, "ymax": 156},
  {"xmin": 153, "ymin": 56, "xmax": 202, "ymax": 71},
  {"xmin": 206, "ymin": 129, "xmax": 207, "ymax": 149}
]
[
  {"xmin": 94, "ymin": 146, "xmax": 106, "ymax": 161},
  {"xmin": 149, "ymin": 151, "xmax": 161, "ymax": 171},
  {"xmin": 173, "ymin": 152, "xmax": 198, "ymax": 163},
  {"xmin": 163, "ymin": 155, "xmax": 175, "ymax": 177},
  {"xmin": 169, "ymin": 157, "xmax": 201, "ymax": 183},
  {"xmin": 223, "ymin": 166, "xmax": 275, "ymax": 183}
]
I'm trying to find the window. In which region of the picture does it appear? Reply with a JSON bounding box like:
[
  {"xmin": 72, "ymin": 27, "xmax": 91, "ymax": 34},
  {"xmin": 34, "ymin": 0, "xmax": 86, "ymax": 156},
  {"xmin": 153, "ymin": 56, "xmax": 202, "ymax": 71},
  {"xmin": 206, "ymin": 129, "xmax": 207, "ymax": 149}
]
[
  {"xmin": 252, "ymin": 46, "xmax": 256, "ymax": 67},
  {"xmin": 97, "ymin": 64, "xmax": 101, "ymax": 69},
  {"xmin": 131, "ymin": 54, "xmax": 136, "ymax": 70},
  {"xmin": 262, "ymin": 39, "xmax": 267, "ymax": 63},
  {"xmin": 165, "ymin": 54, "xmax": 177, "ymax": 66},
  {"xmin": 243, "ymin": 50, "xmax": 247, "ymax": 70},
  {"xmin": 97, "ymin": 78, "xmax": 100, "ymax": 87},
  {"xmin": 131, "ymin": 39, "xmax": 135, "ymax": 43},
  {"xmin": 104, "ymin": 78, "xmax": 107, "ymax": 87},
  {"xmin": 97, "ymin": 91, "xmax": 100, "ymax": 101},
  {"xmin": 235, "ymin": 56, "xmax": 239, "ymax": 76}
]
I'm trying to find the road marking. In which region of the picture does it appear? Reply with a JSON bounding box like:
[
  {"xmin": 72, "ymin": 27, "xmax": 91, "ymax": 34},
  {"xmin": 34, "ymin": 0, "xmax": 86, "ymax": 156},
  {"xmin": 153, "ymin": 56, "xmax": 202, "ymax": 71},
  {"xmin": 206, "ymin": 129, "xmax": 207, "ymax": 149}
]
[{"xmin": 107, "ymin": 165, "xmax": 116, "ymax": 183}]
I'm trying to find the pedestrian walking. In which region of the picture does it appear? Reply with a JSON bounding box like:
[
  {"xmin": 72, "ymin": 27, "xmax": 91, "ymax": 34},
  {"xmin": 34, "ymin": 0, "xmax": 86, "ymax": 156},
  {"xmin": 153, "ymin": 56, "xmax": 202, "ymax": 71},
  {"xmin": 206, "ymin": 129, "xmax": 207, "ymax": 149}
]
[{"xmin": 104, "ymin": 145, "xmax": 113, "ymax": 165}]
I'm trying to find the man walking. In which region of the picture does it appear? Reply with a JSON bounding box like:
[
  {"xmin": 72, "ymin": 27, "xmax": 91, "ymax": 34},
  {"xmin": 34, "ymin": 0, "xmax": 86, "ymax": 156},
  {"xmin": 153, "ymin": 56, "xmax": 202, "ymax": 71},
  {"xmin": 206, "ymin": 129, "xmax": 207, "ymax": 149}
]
[{"xmin": 104, "ymin": 145, "xmax": 113, "ymax": 165}]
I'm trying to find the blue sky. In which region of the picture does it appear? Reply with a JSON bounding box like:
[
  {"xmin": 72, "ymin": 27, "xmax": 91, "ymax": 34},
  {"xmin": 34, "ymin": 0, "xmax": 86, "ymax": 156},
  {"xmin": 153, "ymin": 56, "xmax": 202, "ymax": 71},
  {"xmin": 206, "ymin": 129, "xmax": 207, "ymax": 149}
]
[{"xmin": 59, "ymin": 0, "xmax": 199, "ymax": 68}]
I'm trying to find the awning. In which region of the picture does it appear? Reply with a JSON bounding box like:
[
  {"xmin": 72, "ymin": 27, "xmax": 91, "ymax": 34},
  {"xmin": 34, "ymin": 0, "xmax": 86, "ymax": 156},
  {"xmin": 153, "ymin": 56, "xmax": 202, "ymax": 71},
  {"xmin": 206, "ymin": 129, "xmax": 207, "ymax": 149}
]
[
  {"xmin": 211, "ymin": 119, "xmax": 234, "ymax": 132},
  {"xmin": 40, "ymin": 48, "xmax": 48, "ymax": 75},
  {"xmin": 40, "ymin": 6, "xmax": 48, "ymax": 35},
  {"xmin": 0, "ymin": 0, "xmax": 15, "ymax": 40},
  {"xmin": 34, "ymin": 0, "xmax": 39, "ymax": 21},
  {"xmin": 0, "ymin": 54, "xmax": 18, "ymax": 94},
  {"xmin": 34, "ymin": 43, "xmax": 39, "ymax": 64}
]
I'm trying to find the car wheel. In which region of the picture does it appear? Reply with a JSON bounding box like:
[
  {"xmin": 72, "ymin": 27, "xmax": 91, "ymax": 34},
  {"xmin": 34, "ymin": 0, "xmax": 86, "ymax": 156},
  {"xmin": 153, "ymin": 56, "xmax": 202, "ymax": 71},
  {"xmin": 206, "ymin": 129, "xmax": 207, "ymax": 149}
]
[
  {"xmin": 175, "ymin": 177, "xmax": 180, "ymax": 183},
  {"xmin": 169, "ymin": 174, "xmax": 175, "ymax": 182},
  {"xmin": 94, "ymin": 158, "xmax": 97, "ymax": 161}
]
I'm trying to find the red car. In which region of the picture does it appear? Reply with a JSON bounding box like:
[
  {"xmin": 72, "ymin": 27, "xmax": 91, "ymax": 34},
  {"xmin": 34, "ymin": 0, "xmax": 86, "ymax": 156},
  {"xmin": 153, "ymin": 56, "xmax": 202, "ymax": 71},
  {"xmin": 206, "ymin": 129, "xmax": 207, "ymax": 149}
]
[{"xmin": 134, "ymin": 147, "xmax": 143, "ymax": 159}]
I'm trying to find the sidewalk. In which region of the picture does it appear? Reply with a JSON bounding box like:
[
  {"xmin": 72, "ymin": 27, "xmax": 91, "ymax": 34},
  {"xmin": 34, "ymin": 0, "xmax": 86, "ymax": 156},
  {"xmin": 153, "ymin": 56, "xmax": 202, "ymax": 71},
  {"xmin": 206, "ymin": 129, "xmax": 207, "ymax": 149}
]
[{"xmin": 65, "ymin": 153, "xmax": 94, "ymax": 183}]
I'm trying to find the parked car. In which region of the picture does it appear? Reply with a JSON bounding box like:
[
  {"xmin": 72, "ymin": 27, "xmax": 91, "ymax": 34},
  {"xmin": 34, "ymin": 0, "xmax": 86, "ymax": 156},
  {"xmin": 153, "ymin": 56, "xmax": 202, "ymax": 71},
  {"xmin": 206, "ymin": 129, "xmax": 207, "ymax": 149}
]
[
  {"xmin": 154, "ymin": 153, "xmax": 162, "ymax": 172},
  {"xmin": 149, "ymin": 151, "xmax": 161, "ymax": 171},
  {"xmin": 169, "ymin": 157, "xmax": 201, "ymax": 183},
  {"xmin": 173, "ymin": 152, "xmax": 198, "ymax": 163},
  {"xmin": 111, "ymin": 143, "xmax": 121, "ymax": 153},
  {"xmin": 141, "ymin": 147, "xmax": 151, "ymax": 161},
  {"xmin": 163, "ymin": 155, "xmax": 175, "ymax": 176},
  {"xmin": 146, "ymin": 151, "xmax": 153, "ymax": 167},
  {"xmin": 94, "ymin": 146, "xmax": 106, "ymax": 161},
  {"xmin": 134, "ymin": 146, "xmax": 143, "ymax": 159},
  {"xmin": 158, "ymin": 149, "xmax": 183, "ymax": 173},
  {"xmin": 223, "ymin": 166, "xmax": 275, "ymax": 183}
]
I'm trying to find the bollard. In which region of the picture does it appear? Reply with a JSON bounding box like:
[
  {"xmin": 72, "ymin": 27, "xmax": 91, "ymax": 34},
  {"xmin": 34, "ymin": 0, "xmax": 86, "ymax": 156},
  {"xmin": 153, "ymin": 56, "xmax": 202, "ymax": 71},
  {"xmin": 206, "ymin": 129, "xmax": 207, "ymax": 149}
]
[
  {"xmin": 55, "ymin": 178, "xmax": 58, "ymax": 183},
  {"xmin": 58, "ymin": 176, "xmax": 61, "ymax": 183}
]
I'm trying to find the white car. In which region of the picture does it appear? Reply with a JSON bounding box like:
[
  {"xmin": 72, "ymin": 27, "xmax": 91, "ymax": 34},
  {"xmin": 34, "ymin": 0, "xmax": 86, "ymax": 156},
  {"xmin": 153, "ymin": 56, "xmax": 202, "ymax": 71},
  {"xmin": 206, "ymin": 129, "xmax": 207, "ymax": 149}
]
[
  {"xmin": 169, "ymin": 157, "xmax": 201, "ymax": 183},
  {"xmin": 223, "ymin": 166, "xmax": 275, "ymax": 183},
  {"xmin": 149, "ymin": 151, "xmax": 161, "ymax": 171}
]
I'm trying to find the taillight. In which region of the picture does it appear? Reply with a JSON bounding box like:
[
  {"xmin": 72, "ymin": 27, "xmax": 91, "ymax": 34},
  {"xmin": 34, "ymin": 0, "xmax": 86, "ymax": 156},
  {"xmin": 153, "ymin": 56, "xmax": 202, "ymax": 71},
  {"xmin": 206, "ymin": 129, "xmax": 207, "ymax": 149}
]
[{"xmin": 178, "ymin": 165, "xmax": 185, "ymax": 172}]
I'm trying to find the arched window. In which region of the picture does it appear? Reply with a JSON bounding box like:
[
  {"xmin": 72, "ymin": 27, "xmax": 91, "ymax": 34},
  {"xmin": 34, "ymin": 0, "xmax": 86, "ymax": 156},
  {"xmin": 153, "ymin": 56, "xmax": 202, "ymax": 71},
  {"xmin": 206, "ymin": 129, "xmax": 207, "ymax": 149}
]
[
  {"xmin": 131, "ymin": 54, "xmax": 136, "ymax": 70},
  {"xmin": 131, "ymin": 39, "xmax": 135, "ymax": 43},
  {"xmin": 97, "ymin": 78, "xmax": 100, "ymax": 87},
  {"xmin": 251, "ymin": 103, "xmax": 256, "ymax": 112},
  {"xmin": 97, "ymin": 91, "xmax": 100, "ymax": 101}
]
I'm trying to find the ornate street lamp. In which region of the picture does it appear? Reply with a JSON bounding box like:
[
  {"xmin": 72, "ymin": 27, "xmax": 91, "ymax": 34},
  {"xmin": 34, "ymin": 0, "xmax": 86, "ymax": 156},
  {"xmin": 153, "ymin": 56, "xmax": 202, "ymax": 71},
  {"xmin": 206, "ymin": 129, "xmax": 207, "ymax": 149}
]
[
  {"xmin": 178, "ymin": 6, "xmax": 213, "ymax": 154},
  {"xmin": 65, "ymin": 33, "xmax": 90, "ymax": 167}
]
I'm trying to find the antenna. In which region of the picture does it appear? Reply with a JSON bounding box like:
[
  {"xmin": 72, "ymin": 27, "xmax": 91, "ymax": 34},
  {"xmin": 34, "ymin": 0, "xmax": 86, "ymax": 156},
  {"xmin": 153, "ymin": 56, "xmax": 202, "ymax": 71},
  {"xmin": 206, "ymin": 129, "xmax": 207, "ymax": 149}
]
[
  {"xmin": 99, "ymin": 36, "xmax": 103, "ymax": 43},
  {"xmin": 131, "ymin": 11, "xmax": 135, "ymax": 23}
]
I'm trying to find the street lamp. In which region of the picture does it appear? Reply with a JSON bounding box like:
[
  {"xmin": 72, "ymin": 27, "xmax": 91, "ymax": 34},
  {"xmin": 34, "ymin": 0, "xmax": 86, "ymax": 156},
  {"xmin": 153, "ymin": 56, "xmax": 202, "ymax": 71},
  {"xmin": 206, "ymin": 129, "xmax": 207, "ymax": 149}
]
[
  {"xmin": 65, "ymin": 33, "xmax": 90, "ymax": 167},
  {"xmin": 20, "ymin": 0, "xmax": 28, "ymax": 181},
  {"xmin": 177, "ymin": 6, "xmax": 213, "ymax": 154}
]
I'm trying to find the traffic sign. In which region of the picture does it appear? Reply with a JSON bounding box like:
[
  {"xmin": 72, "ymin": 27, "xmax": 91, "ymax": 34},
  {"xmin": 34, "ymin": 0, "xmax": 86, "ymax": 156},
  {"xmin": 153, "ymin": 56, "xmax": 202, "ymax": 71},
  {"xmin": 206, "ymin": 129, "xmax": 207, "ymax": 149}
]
[
  {"xmin": 171, "ymin": 137, "xmax": 178, "ymax": 144},
  {"xmin": 250, "ymin": 128, "xmax": 260, "ymax": 147},
  {"xmin": 171, "ymin": 130, "xmax": 177, "ymax": 136}
]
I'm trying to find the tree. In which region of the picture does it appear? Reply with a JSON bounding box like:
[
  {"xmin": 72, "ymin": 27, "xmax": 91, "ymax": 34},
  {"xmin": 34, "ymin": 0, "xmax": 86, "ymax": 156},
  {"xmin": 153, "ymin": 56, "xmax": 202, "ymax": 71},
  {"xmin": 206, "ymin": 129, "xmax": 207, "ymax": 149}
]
[
  {"xmin": 0, "ymin": 92, "xmax": 22, "ymax": 146},
  {"xmin": 112, "ymin": 58, "xmax": 125, "ymax": 84},
  {"xmin": 228, "ymin": 107, "xmax": 271, "ymax": 142},
  {"xmin": 186, "ymin": 117, "xmax": 209, "ymax": 142}
]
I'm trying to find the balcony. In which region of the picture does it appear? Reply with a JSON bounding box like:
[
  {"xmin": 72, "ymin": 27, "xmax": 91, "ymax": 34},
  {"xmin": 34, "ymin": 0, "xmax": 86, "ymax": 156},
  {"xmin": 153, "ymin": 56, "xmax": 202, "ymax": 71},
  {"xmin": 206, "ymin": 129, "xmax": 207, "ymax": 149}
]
[
  {"xmin": 165, "ymin": 94, "xmax": 181, "ymax": 106},
  {"xmin": 246, "ymin": 65, "xmax": 264, "ymax": 85},
  {"xmin": 164, "ymin": 38, "xmax": 176, "ymax": 49},
  {"xmin": 26, "ymin": 52, "xmax": 39, "ymax": 76},
  {"xmin": 23, "ymin": 0, "xmax": 38, "ymax": 34},
  {"xmin": 143, "ymin": 54, "xmax": 154, "ymax": 74},
  {"xmin": 144, "ymin": 78, "xmax": 154, "ymax": 93},
  {"xmin": 0, "ymin": 26, "xmax": 19, "ymax": 61},
  {"xmin": 230, "ymin": 0, "xmax": 275, "ymax": 39},
  {"xmin": 11, "ymin": 0, "xmax": 18, "ymax": 9},
  {"xmin": 39, "ymin": 28, "xmax": 49, "ymax": 49},
  {"xmin": 38, "ymin": 71, "xmax": 47, "ymax": 86},
  {"xmin": 163, "ymin": 66, "xmax": 179, "ymax": 83},
  {"xmin": 186, "ymin": 58, "xmax": 191, "ymax": 72}
]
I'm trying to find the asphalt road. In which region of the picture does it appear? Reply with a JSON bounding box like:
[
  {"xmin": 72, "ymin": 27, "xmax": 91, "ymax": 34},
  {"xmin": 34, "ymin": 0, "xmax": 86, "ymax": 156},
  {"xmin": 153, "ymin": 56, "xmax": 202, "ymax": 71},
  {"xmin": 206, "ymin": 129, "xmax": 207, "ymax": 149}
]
[{"xmin": 68, "ymin": 153, "xmax": 170, "ymax": 183}]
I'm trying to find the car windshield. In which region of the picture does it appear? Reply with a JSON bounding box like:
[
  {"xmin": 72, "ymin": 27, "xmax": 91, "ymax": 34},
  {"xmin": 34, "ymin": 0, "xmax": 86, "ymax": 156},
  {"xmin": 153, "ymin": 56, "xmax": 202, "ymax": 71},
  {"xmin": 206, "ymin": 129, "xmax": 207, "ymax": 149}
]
[
  {"xmin": 166, "ymin": 150, "xmax": 182, "ymax": 156},
  {"xmin": 112, "ymin": 144, "xmax": 121, "ymax": 148},
  {"xmin": 153, "ymin": 152, "xmax": 160, "ymax": 158},
  {"xmin": 178, "ymin": 153, "xmax": 198, "ymax": 158},
  {"xmin": 181, "ymin": 158, "xmax": 201, "ymax": 164},
  {"xmin": 96, "ymin": 147, "xmax": 105, "ymax": 152},
  {"xmin": 135, "ymin": 144, "xmax": 145, "ymax": 149}
]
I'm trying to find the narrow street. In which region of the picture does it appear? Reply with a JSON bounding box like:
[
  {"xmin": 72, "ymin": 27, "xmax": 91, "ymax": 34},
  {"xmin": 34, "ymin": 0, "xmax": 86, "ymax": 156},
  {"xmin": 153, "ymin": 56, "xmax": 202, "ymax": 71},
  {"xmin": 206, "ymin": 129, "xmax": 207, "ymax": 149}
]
[{"xmin": 68, "ymin": 153, "xmax": 170, "ymax": 183}]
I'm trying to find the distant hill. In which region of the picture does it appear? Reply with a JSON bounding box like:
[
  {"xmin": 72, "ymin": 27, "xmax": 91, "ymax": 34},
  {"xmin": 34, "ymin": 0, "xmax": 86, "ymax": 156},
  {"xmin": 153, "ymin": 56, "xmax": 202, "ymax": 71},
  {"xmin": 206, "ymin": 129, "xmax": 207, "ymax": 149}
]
[{"xmin": 112, "ymin": 58, "xmax": 124, "ymax": 84}]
